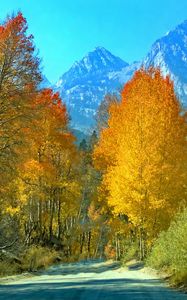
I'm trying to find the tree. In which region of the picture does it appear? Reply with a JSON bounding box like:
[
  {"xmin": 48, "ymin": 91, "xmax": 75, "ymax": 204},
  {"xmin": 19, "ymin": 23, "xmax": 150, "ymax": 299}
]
[
  {"xmin": 79, "ymin": 139, "xmax": 88, "ymax": 151},
  {"xmin": 88, "ymin": 130, "xmax": 98, "ymax": 151},
  {"xmin": 0, "ymin": 13, "xmax": 41, "ymax": 248},
  {"xmin": 94, "ymin": 68, "xmax": 187, "ymax": 258},
  {"xmin": 17, "ymin": 88, "xmax": 81, "ymax": 247},
  {"xmin": 0, "ymin": 12, "xmax": 41, "ymax": 182},
  {"xmin": 95, "ymin": 94, "xmax": 119, "ymax": 133}
]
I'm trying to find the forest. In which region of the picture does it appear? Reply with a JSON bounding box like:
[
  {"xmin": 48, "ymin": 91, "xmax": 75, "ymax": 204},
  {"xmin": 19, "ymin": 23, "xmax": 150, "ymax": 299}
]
[{"xmin": 0, "ymin": 13, "xmax": 186, "ymax": 287}]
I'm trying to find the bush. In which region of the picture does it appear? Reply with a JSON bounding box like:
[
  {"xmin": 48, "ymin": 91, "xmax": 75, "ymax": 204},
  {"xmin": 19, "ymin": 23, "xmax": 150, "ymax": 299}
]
[
  {"xmin": 0, "ymin": 261, "xmax": 21, "ymax": 276},
  {"xmin": 21, "ymin": 246, "xmax": 59, "ymax": 272},
  {"xmin": 121, "ymin": 241, "xmax": 139, "ymax": 264},
  {"xmin": 147, "ymin": 208, "xmax": 187, "ymax": 286},
  {"xmin": 104, "ymin": 244, "xmax": 116, "ymax": 260}
]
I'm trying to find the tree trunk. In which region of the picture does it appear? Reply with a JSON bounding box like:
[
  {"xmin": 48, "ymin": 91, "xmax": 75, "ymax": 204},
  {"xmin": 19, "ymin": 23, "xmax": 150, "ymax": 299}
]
[
  {"xmin": 87, "ymin": 231, "xmax": 91, "ymax": 257},
  {"xmin": 57, "ymin": 194, "xmax": 62, "ymax": 240},
  {"xmin": 49, "ymin": 189, "xmax": 55, "ymax": 241},
  {"xmin": 80, "ymin": 232, "xmax": 85, "ymax": 254}
]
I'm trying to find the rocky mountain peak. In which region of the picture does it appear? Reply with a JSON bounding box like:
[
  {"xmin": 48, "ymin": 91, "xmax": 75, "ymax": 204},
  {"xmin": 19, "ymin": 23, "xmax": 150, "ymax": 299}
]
[{"xmin": 53, "ymin": 19, "xmax": 187, "ymax": 132}]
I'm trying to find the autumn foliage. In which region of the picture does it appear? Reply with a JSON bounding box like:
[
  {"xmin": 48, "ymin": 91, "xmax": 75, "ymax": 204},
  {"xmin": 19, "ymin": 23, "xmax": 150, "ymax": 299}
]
[
  {"xmin": 0, "ymin": 13, "xmax": 82, "ymax": 261},
  {"xmin": 0, "ymin": 12, "xmax": 186, "ymax": 276},
  {"xmin": 94, "ymin": 68, "xmax": 187, "ymax": 259},
  {"xmin": 0, "ymin": 13, "xmax": 105, "ymax": 265}
]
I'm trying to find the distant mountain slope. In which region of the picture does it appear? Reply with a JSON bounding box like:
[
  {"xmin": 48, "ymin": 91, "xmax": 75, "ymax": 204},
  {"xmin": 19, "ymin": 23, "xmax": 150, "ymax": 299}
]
[
  {"xmin": 55, "ymin": 20, "xmax": 187, "ymax": 132},
  {"xmin": 144, "ymin": 20, "xmax": 187, "ymax": 108},
  {"xmin": 70, "ymin": 128, "xmax": 89, "ymax": 145},
  {"xmin": 56, "ymin": 47, "xmax": 135, "ymax": 132}
]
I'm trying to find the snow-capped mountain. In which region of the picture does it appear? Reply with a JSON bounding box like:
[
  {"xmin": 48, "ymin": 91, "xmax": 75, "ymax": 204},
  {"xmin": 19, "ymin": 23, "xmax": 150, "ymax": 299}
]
[
  {"xmin": 144, "ymin": 20, "xmax": 187, "ymax": 108},
  {"xmin": 56, "ymin": 47, "xmax": 139, "ymax": 132},
  {"xmin": 56, "ymin": 20, "xmax": 187, "ymax": 132}
]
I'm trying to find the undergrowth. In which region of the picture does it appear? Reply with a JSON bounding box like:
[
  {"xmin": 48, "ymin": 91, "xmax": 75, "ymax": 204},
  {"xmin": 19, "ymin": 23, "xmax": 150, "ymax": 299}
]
[
  {"xmin": 0, "ymin": 245, "xmax": 61, "ymax": 277},
  {"xmin": 147, "ymin": 208, "xmax": 187, "ymax": 287}
]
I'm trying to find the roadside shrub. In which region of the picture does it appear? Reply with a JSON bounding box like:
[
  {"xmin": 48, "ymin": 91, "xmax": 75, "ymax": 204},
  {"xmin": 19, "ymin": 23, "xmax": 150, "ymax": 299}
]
[
  {"xmin": 121, "ymin": 241, "xmax": 139, "ymax": 264},
  {"xmin": 147, "ymin": 208, "xmax": 187, "ymax": 286},
  {"xmin": 104, "ymin": 244, "xmax": 116, "ymax": 260},
  {"xmin": 21, "ymin": 246, "xmax": 59, "ymax": 271},
  {"xmin": 0, "ymin": 261, "xmax": 21, "ymax": 276}
]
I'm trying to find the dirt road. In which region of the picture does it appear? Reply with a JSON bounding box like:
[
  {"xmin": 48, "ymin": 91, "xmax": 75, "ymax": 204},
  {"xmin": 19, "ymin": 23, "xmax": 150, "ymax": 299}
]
[{"xmin": 0, "ymin": 260, "xmax": 186, "ymax": 299}]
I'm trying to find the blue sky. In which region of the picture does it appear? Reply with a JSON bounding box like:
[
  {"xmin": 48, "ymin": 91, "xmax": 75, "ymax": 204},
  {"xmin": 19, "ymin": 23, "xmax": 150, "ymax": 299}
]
[{"xmin": 0, "ymin": 0, "xmax": 187, "ymax": 83}]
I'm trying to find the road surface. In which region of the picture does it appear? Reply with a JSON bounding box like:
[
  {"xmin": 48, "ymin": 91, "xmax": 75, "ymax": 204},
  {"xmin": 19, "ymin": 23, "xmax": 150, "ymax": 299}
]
[{"xmin": 0, "ymin": 260, "xmax": 186, "ymax": 299}]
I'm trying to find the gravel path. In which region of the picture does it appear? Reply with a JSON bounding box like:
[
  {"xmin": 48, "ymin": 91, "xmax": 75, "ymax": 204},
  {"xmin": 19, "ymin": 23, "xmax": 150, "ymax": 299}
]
[{"xmin": 0, "ymin": 260, "xmax": 186, "ymax": 299}]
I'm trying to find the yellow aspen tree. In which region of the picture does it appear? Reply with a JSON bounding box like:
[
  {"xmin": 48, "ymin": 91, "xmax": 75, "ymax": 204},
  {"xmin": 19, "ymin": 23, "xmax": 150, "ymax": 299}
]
[{"xmin": 94, "ymin": 68, "xmax": 187, "ymax": 255}]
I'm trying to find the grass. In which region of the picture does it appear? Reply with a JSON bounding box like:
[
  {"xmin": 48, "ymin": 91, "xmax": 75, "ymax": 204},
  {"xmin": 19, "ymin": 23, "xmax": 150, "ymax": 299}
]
[
  {"xmin": 21, "ymin": 245, "xmax": 60, "ymax": 272},
  {"xmin": 0, "ymin": 261, "xmax": 21, "ymax": 277},
  {"xmin": 0, "ymin": 245, "xmax": 61, "ymax": 277}
]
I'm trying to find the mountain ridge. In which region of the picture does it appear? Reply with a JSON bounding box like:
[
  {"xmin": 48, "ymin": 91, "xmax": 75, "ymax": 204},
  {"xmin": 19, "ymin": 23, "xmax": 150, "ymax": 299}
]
[
  {"xmin": 48, "ymin": 19, "xmax": 187, "ymax": 132},
  {"xmin": 143, "ymin": 19, "xmax": 187, "ymax": 107},
  {"xmin": 55, "ymin": 47, "xmax": 131, "ymax": 132}
]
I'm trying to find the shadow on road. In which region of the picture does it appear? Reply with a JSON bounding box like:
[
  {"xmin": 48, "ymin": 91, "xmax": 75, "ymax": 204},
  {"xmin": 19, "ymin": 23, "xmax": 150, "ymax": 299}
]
[
  {"xmin": 0, "ymin": 261, "xmax": 186, "ymax": 300},
  {"xmin": 37, "ymin": 261, "xmax": 120, "ymax": 276},
  {"xmin": 127, "ymin": 261, "xmax": 144, "ymax": 271},
  {"xmin": 0, "ymin": 277, "xmax": 186, "ymax": 300}
]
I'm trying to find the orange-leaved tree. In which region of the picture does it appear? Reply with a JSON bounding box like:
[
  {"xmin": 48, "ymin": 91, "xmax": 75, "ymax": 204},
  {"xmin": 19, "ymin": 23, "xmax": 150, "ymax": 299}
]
[
  {"xmin": 0, "ymin": 12, "xmax": 41, "ymax": 190},
  {"xmin": 18, "ymin": 88, "xmax": 80, "ymax": 245}
]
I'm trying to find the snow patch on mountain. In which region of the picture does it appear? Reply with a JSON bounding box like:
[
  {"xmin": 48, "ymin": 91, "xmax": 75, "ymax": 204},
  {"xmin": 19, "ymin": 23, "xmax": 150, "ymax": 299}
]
[
  {"xmin": 55, "ymin": 47, "xmax": 133, "ymax": 132},
  {"xmin": 143, "ymin": 19, "xmax": 187, "ymax": 107},
  {"xmin": 55, "ymin": 19, "xmax": 187, "ymax": 132}
]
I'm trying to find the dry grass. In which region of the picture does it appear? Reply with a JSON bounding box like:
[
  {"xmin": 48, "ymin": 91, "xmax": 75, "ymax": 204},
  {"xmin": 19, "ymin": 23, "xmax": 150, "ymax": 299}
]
[
  {"xmin": 0, "ymin": 261, "xmax": 21, "ymax": 276},
  {"xmin": 21, "ymin": 245, "xmax": 60, "ymax": 272}
]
